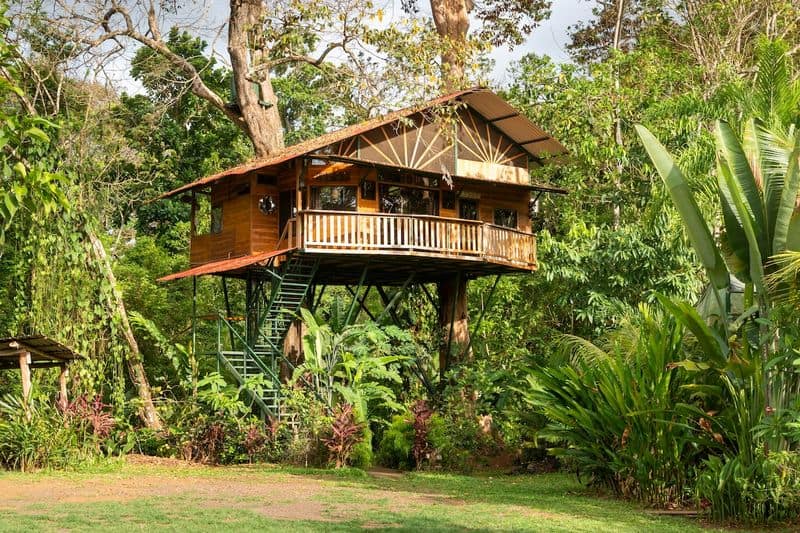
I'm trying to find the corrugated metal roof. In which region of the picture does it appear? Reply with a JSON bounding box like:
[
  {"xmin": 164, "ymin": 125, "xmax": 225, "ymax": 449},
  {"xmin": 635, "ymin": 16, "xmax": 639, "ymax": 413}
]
[
  {"xmin": 0, "ymin": 335, "xmax": 83, "ymax": 362},
  {"xmin": 158, "ymin": 248, "xmax": 294, "ymax": 281},
  {"xmin": 157, "ymin": 88, "xmax": 566, "ymax": 200}
]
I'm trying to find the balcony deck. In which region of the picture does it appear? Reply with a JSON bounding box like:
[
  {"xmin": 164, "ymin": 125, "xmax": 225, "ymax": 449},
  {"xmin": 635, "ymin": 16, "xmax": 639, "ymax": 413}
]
[{"xmin": 283, "ymin": 210, "xmax": 537, "ymax": 284}]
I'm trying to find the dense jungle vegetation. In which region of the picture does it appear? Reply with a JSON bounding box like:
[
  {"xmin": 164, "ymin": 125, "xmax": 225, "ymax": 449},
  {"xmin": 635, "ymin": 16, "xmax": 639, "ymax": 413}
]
[{"xmin": 1, "ymin": 0, "xmax": 800, "ymax": 526}]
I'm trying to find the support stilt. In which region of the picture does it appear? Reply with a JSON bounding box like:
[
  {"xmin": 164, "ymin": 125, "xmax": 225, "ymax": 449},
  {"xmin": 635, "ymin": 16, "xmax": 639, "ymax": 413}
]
[
  {"xmin": 19, "ymin": 351, "xmax": 31, "ymax": 399},
  {"xmin": 459, "ymin": 275, "xmax": 501, "ymax": 360},
  {"xmin": 438, "ymin": 272, "xmax": 470, "ymax": 378},
  {"xmin": 58, "ymin": 364, "xmax": 69, "ymax": 409},
  {"xmin": 376, "ymin": 274, "xmax": 415, "ymax": 324}
]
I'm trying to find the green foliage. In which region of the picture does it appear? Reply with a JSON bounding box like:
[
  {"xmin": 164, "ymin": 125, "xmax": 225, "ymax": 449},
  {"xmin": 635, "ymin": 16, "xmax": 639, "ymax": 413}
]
[
  {"xmin": 377, "ymin": 414, "xmax": 414, "ymax": 470},
  {"xmin": 697, "ymin": 451, "xmax": 800, "ymax": 523},
  {"xmin": 526, "ymin": 305, "xmax": 718, "ymax": 505},
  {"xmin": 298, "ymin": 307, "xmax": 415, "ymax": 425},
  {"xmin": 0, "ymin": 393, "xmax": 120, "ymax": 471}
]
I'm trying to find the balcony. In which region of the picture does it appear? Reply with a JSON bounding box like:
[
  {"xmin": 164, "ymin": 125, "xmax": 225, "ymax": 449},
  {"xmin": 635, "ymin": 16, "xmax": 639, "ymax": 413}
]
[{"xmin": 283, "ymin": 210, "xmax": 537, "ymax": 272}]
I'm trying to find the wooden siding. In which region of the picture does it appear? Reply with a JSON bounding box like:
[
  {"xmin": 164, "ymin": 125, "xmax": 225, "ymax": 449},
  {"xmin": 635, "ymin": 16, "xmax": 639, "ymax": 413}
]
[
  {"xmin": 190, "ymin": 174, "xmax": 252, "ymax": 266},
  {"xmin": 189, "ymin": 162, "xmax": 534, "ymax": 271},
  {"xmin": 250, "ymin": 172, "xmax": 280, "ymax": 254}
]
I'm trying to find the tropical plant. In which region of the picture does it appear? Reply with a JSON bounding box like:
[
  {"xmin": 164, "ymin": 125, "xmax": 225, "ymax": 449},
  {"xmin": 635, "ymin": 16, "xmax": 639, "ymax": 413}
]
[
  {"xmin": 525, "ymin": 305, "xmax": 721, "ymax": 506},
  {"xmin": 696, "ymin": 450, "xmax": 800, "ymax": 523},
  {"xmin": 323, "ymin": 403, "xmax": 364, "ymax": 468},
  {"xmin": 0, "ymin": 393, "xmax": 116, "ymax": 471},
  {"xmin": 297, "ymin": 308, "xmax": 412, "ymax": 424}
]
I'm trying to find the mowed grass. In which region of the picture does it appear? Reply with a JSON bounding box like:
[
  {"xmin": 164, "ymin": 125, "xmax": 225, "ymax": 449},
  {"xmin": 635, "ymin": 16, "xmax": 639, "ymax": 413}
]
[{"xmin": 0, "ymin": 462, "xmax": 724, "ymax": 532}]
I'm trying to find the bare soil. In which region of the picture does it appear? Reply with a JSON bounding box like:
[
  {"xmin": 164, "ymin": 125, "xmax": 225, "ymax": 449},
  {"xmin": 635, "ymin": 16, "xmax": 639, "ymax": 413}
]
[{"xmin": 0, "ymin": 456, "xmax": 459, "ymax": 523}]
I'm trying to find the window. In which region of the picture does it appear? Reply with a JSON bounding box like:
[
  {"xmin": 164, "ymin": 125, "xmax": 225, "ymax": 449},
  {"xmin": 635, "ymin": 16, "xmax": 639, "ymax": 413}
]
[
  {"xmin": 312, "ymin": 186, "xmax": 357, "ymax": 211},
  {"xmin": 493, "ymin": 208, "xmax": 517, "ymax": 228},
  {"xmin": 377, "ymin": 170, "xmax": 439, "ymax": 188},
  {"xmin": 193, "ymin": 194, "xmax": 223, "ymax": 235},
  {"xmin": 256, "ymin": 174, "xmax": 277, "ymax": 186},
  {"xmin": 379, "ymin": 185, "xmax": 439, "ymax": 215},
  {"xmin": 377, "ymin": 169, "xmax": 440, "ymax": 216},
  {"xmin": 210, "ymin": 205, "xmax": 223, "ymax": 233},
  {"xmin": 442, "ymin": 191, "xmax": 456, "ymax": 210},
  {"xmin": 459, "ymin": 199, "xmax": 479, "ymax": 221},
  {"xmin": 360, "ymin": 179, "xmax": 376, "ymax": 200}
]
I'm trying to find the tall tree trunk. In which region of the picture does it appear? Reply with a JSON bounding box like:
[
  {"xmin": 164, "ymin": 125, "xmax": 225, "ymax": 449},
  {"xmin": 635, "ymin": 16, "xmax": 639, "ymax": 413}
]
[
  {"xmin": 89, "ymin": 230, "xmax": 163, "ymax": 432},
  {"xmin": 430, "ymin": 0, "xmax": 473, "ymax": 91},
  {"xmin": 611, "ymin": 0, "xmax": 626, "ymax": 228},
  {"xmin": 229, "ymin": 0, "xmax": 285, "ymax": 157},
  {"xmin": 438, "ymin": 275, "xmax": 471, "ymax": 379}
]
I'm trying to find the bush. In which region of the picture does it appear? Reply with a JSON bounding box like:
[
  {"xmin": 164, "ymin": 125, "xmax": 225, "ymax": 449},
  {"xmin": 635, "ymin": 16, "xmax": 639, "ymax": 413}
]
[
  {"xmin": 323, "ymin": 403, "xmax": 363, "ymax": 468},
  {"xmin": 697, "ymin": 451, "xmax": 800, "ymax": 524},
  {"xmin": 526, "ymin": 307, "xmax": 718, "ymax": 506},
  {"xmin": 0, "ymin": 394, "xmax": 115, "ymax": 471},
  {"xmin": 350, "ymin": 426, "xmax": 374, "ymax": 469},
  {"xmin": 377, "ymin": 414, "xmax": 414, "ymax": 469}
]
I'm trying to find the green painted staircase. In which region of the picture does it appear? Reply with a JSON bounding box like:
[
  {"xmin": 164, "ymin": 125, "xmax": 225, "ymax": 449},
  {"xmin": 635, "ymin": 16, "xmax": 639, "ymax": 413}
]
[{"xmin": 214, "ymin": 253, "xmax": 319, "ymax": 422}]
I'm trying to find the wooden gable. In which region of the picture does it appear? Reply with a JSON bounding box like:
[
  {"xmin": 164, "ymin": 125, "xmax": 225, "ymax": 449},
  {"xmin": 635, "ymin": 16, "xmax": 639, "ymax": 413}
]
[{"xmin": 316, "ymin": 104, "xmax": 535, "ymax": 186}]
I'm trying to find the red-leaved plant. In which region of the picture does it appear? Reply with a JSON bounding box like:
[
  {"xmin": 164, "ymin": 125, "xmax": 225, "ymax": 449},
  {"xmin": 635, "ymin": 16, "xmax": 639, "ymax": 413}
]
[
  {"xmin": 411, "ymin": 399, "xmax": 434, "ymax": 467},
  {"xmin": 62, "ymin": 395, "xmax": 115, "ymax": 439},
  {"xmin": 243, "ymin": 423, "xmax": 267, "ymax": 463},
  {"xmin": 322, "ymin": 403, "xmax": 363, "ymax": 468}
]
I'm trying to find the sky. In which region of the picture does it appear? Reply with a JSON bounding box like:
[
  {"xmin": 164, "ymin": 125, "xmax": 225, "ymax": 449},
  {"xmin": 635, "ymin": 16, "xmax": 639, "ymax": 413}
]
[
  {"xmin": 490, "ymin": 0, "xmax": 594, "ymax": 85},
  {"xmin": 108, "ymin": 0, "xmax": 594, "ymax": 95}
]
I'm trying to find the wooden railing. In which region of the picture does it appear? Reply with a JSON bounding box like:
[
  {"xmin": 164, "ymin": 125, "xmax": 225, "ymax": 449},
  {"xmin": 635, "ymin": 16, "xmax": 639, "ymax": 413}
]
[{"xmin": 295, "ymin": 210, "xmax": 536, "ymax": 269}]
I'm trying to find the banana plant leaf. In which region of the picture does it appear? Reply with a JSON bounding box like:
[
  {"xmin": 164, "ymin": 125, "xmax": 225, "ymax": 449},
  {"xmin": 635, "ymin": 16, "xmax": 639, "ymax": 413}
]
[{"xmin": 636, "ymin": 125, "xmax": 730, "ymax": 290}]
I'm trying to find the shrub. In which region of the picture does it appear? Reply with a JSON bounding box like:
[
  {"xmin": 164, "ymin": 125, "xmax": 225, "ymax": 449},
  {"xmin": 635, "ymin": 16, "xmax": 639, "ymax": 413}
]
[
  {"xmin": 323, "ymin": 403, "xmax": 363, "ymax": 468},
  {"xmin": 526, "ymin": 307, "xmax": 718, "ymax": 506},
  {"xmin": 377, "ymin": 414, "xmax": 414, "ymax": 469},
  {"xmin": 349, "ymin": 426, "xmax": 374, "ymax": 469},
  {"xmin": 0, "ymin": 394, "xmax": 112, "ymax": 471},
  {"xmin": 697, "ymin": 451, "xmax": 800, "ymax": 523}
]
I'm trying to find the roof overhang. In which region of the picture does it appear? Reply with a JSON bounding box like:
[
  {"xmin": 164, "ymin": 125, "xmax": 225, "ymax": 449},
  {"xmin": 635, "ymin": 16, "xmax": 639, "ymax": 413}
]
[
  {"xmin": 158, "ymin": 248, "xmax": 294, "ymax": 282},
  {"xmin": 155, "ymin": 88, "xmax": 567, "ymax": 201},
  {"xmin": 0, "ymin": 335, "xmax": 83, "ymax": 370}
]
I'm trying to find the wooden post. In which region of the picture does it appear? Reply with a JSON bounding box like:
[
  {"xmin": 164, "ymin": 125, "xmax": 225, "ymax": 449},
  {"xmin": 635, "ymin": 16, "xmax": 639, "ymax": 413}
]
[
  {"xmin": 438, "ymin": 274, "xmax": 471, "ymax": 378},
  {"xmin": 58, "ymin": 364, "xmax": 69, "ymax": 409},
  {"xmin": 19, "ymin": 351, "xmax": 31, "ymax": 399}
]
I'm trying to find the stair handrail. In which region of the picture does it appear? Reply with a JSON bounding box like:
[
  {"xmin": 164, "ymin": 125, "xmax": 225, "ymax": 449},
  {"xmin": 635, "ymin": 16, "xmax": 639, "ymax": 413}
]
[
  {"xmin": 276, "ymin": 217, "xmax": 298, "ymax": 250},
  {"xmin": 216, "ymin": 312, "xmax": 282, "ymax": 385}
]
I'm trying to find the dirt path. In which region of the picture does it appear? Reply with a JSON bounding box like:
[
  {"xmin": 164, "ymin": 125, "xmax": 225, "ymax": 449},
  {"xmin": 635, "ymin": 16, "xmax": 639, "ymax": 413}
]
[{"xmin": 0, "ymin": 456, "xmax": 457, "ymax": 523}]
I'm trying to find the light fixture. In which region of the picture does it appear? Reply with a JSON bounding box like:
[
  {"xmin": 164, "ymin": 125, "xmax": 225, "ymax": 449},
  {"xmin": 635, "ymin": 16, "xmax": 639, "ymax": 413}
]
[{"xmin": 258, "ymin": 195, "xmax": 276, "ymax": 215}]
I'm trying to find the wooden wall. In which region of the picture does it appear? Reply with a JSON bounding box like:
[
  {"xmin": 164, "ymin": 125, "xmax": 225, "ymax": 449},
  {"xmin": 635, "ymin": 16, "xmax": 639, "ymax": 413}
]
[
  {"xmin": 189, "ymin": 161, "xmax": 532, "ymax": 266},
  {"xmin": 190, "ymin": 173, "xmax": 253, "ymax": 265},
  {"xmin": 251, "ymin": 172, "xmax": 280, "ymax": 253}
]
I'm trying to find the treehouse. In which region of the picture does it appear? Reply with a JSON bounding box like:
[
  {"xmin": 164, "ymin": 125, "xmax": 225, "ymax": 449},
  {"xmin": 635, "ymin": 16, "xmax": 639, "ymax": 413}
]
[{"xmin": 158, "ymin": 88, "xmax": 566, "ymax": 420}]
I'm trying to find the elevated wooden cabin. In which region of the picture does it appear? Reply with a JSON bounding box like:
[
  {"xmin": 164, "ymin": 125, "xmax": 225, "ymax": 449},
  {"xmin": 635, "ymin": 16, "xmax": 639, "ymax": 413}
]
[{"xmin": 160, "ymin": 88, "xmax": 566, "ymax": 286}]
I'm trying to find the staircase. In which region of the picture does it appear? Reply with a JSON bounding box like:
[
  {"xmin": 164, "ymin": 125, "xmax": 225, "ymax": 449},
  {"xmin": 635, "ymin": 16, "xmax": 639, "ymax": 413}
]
[
  {"xmin": 213, "ymin": 252, "xmax": 319, "ymax": 422},
  {"xmin": 254, "ymin": 254, "xmax": 319, "ymax": 358}
]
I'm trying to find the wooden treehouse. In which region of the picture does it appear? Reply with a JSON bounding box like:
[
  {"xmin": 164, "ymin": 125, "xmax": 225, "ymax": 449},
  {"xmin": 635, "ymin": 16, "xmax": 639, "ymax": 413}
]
[{"xmin": 158, "ymin": 88, "xmax": 566, "ymax": 420}]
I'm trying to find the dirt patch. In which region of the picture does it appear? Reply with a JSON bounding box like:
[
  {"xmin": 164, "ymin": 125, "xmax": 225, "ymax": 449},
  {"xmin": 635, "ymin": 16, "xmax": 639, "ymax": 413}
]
[
  {"xmin": 0, "ymin": 464, "xmax": 464, "ymax": 524},
  {"xmin": 367, "ymin": 467, "xmax": 405, "ymax": 480},
  {"xmin": 124, "ymin": 453, "xmax": 200, "ymax": 469}
]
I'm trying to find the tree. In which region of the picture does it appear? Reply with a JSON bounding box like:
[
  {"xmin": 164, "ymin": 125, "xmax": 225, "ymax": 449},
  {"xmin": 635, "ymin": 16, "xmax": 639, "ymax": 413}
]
[
  {"xmin": 15, "ymin": 0, "xmax": 394, "ymax": 157},
  {"xmin": 636, "ymin": 40, "xmax": 800, "ymax": 426},
  {"xmin": 401, "ymin": 0, "xmax": 551, "ymax": 89}
]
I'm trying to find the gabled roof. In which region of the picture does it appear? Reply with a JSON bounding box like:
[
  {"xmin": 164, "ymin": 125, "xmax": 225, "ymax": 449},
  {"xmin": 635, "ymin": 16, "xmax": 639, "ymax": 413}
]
[{"xmin": 158, "ymin": 88, "xmax": 566, "ymax": 200}]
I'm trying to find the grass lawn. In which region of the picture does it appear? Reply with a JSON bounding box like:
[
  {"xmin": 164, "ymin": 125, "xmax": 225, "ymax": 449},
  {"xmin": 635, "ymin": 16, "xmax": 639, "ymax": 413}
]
[{"xmin": 0, "ymin": 459, "xmax": 724, "ymax": 532}]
